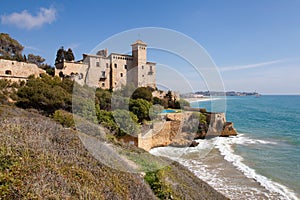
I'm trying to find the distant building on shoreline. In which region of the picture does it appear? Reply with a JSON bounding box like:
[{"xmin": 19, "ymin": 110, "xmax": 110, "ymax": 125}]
[{"xmin": 55, "ymin": 40, "xmax": 156, "ymax": 90}]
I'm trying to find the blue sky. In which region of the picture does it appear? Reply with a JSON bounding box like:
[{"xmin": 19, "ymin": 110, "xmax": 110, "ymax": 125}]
[{"xmin": 1, "ymin": 0, "xmax": 300, "ymax": 94}]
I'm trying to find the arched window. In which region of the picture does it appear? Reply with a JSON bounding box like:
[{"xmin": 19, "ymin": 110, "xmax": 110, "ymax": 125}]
[
  {"xmin": 79, "ymin": 73, "xmax": 83, "ymax": 80},
  {"xmin": 5, "ymin": 70, "xmax": 12, "ymax": 75}
]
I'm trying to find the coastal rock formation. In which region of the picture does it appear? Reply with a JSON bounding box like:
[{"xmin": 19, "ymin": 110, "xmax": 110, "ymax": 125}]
[
  {"xmin": 221, "ymin": 122, "xmax": 238, "ymax": 137},
  {"xmin": 189, "ymin": 140, "xmax": 199, "ymax": 147},
  {"xmin": 137, "ymin": 112, "xmax": 238, "ymax": 151},
  {"xmin": 206, "ymin": 113, "xmax": 238, "ymax": 138}
]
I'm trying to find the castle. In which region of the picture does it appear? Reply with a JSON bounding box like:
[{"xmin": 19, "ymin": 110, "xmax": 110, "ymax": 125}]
[
  {"xmin": 55, "ymin": 40, "xmax": 156, "ymax": 90},
  {"xmin": 0, "ymin": 59, "xmax": 44, "ymax": 82}
]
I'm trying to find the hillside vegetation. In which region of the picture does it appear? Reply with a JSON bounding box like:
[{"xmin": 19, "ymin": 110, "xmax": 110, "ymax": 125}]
[{"xmin": 0, "ymin": 105, "xmax": 228, "ymax": 199}]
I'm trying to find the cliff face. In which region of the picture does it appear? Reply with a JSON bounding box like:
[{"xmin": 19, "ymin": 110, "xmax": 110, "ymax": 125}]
[
  {"xmin": 138, "ymin": 112, "xmax": 238, "ymax": 150},
  {"xmin": 207, "ymin": 113, "xmax": 237, "ymax": 137},
  {"xmin": 221, "ymin": 122, "xmax": 238, "ymax": 137}
]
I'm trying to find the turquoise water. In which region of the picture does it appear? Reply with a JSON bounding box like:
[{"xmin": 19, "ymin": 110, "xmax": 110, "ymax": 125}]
[
  {"xmin": 191, "ymin": 96, "xmax": 300, "ymax": 198},
  {"xmin": 161, "ymin": 109, "xmax": 177, "ymax": 113}
]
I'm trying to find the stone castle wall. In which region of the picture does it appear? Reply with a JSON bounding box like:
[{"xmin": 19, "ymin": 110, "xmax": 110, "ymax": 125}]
[
  {"xmin": 55, "ymin": 61, "xmax": 88, "ymax": 85},
  {"xmin": 0, "ymin": 59, "xmax": 44, "ymax": 82},
  {"xmin": 56, "ymin": 40, "xmax": 156, "ymax": 90},
  {"xmin": 110, "ymin": 54, "xmax": 133, "ymax": 90}
]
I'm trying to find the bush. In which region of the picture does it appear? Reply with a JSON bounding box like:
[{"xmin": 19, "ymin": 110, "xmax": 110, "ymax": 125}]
[
  {"xmin": 153, "ymin": 97, "xmax": 163, "ymax": 105},
  {"xmin": 129, "ymin": 98, "xmax": 152, "ymax": 122},
  {"xmin": 16, "ymin": 74, "xmax": 72, "ymax": 114},
  {"xmin": 95, "ymin": 88, "xmax": 112, "ymax": 111},
  {"xmin": 96, "ymin": 109, "xmax": 118, "ymax": 133},
  {"xmin": 112, "ymin": 109, "xmax": 140, "ymax": 136},
  {"xmin": 52, "ymin": 110, "xmax": 75, "ymax": 128},
  {"xmin": 131, "ymin": 87, "xmax": 152, "ymax": 102},
  {"xmin": 0, "ymin": 79, "xmax": 20, "ymax": 104},
  {"xmin": 72, "ymin": 97, "xmax": 98, "ymax": 123},
  {"xmin": 174, "ymin": 99, "xmax": 190, "ymax": 109},
  {"xmin": 144, "ymin": 167, "xmax": 173, "ymax": 199}
]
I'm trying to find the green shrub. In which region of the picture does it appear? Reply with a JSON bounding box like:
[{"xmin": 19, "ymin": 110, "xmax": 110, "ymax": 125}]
[
  {"xmin": 95, "ymin": 88, "xmax": 112, "ymax": 110},
  {"xmin": 129, "ymin": 98, "xmax": 152, "ymax": 122},
  {"xmin": 52, "ymin": 110, "xmax": 75, "ymax": 128},
  {"xmin": 16, "ymin": 74, "xmax": 72, "ymax": 114},
  {"xmin": 174, "ymin": 99, "xmax": 190, "ymax": 109},
  {"xmin": 96, "ymin": 109, "xmax": 119, "ymax": 133},
  {"xmin": 131, "ymin": 87, "xmax": 153, "ymax": 102},
  {"xmin": 144, "ymin": 167, "xmax": 173, "ymax": 199},
  {"xmin": 112, "ymin": 109, "xmax": 140, "ymax": 136}
]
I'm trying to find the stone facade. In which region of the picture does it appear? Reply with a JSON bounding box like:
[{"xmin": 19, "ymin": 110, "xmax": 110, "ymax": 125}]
[
  {"xmin": 55, "ymin": 40, "xmax": 156, "ymax": 90},
  {"xmin": 0, "ymin": 59, "xmax": 44, "ymax": 82},
  {"xmin": 55, "ymin": 60, "xmax": 88, "ymax": 85}
]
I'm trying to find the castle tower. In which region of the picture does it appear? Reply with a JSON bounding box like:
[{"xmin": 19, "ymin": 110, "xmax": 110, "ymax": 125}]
[
  {"xmin": 128, "ymin": 40, "xmax": 156, "ymax": 89},
  {"xmin": 131, "ymin": 40, "xmax": 147, "ymax": 67}
]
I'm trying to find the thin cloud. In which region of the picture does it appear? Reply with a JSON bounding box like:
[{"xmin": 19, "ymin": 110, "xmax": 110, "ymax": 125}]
[
  {"xmin": 220, "ymin": 59, "xmax": 287, "ymax": 72},
  {"xmin": 1, "ymin": 7, "xmax": 57, "ymax": 30},
  {"xmin": 67, "ymin": 43, "xmax": 80, "ymax": 50},
  {"xmin": 24, "ymin": 45, "xmax": 40, "ymax": 52}
]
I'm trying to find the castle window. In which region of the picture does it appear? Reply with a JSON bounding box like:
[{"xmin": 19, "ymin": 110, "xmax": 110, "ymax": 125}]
[
  {"xmin": 114, "ymin": 63, "xmax": 117, "ymax": 68},
  {"xmin": 124, "ymin": 65, "xmax": 127, "ymax": 69},
  {"xmin": 149, "ymin": 66, "xmax": 154, "ymax": 75},
  {"xmin": 101, "ymin": 71, "xmax": 105, "ymax": 77},
  {"xmin": 106, "ymin": 63, "xmax": 109, "ymax": 68},
  {"xmin": 79, "ymin": 73, "xmax": 83, "ymax": 80},
  {"xmin": 120, "ymin": 73, "xmax": 123, "ymax": 77},
  {"xmin": 96, "ymin": 62, "xmax": 100, "ymax": 67},
  {"xmin": 102, "ymin": 83, "xmax": 105, "ymax": 87},
  {"xmin": 5, "ymin": 70, "xmax": 12, "ymax": 75},
  {"xmin": 142, "ymin": 66, "xmax": 144, "ymax": 69}
]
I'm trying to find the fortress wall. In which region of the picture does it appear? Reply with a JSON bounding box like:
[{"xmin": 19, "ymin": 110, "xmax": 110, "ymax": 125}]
[
  {"xmin": 137, "ymin": 63, "xmax": 156, "ymax": 88},
  {"xmin": 0, "ymin": 59, "xmax": 44, "ymax": 81},
  {"xmin": 85, "ymin": 56, "xmax": 110, "ymax": 88},
  {"xmin": 55, "ymin": 61, "xmax": 88, "ymax": 85},
  {"xmin": 111, "ymin": 54, "xmax": 133, "ymax": 90}
]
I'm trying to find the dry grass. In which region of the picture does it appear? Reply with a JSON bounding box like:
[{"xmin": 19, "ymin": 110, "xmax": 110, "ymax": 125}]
[{"xmin": 0, "ymin": 105, "xmax": 155, "ymax": 200}]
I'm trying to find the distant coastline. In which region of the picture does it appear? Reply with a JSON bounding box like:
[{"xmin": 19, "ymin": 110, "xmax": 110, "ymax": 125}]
[
  {"xmin": 181, "ymin": 91, "xmax": 261, "ymax": 98},
  {"xmin": 183, "ymin": 97, "xmax": 219, "ymax": 103}
]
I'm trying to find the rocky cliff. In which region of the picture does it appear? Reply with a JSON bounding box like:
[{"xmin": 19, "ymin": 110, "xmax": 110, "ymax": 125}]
[{"xmin": 138, "ymin": 112, "xmax": 237, "ymax": 150}]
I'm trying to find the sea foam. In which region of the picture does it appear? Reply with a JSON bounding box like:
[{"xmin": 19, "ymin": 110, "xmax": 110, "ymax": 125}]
[
  {"xmin": 215, "ymin": 136, "xmax": 299, "ymax": 200},
  {"xmin": 150, "ymin": 135, "xmax": 299, "ymax": 200}
]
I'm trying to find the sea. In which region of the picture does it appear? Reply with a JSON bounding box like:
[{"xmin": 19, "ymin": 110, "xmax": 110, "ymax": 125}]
[{"xmin": 150, "ymin": 95, "xmax": 300, "ymax": 200}]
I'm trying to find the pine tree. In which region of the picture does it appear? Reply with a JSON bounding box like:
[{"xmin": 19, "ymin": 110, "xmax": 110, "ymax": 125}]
[
  {"xmin": 65, "ymin": 48, "xmax": 75, "ymax": 61},
  {"xmin": 55, "ymin": 47, "xmax": 65, "ymax": 63}
]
